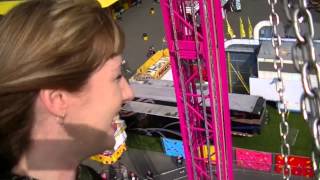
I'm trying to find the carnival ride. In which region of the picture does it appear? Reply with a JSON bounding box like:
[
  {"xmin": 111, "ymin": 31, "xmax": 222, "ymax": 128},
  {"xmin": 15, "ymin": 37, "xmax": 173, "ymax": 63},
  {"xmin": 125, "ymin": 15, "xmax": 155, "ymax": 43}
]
[
  {"xmin": 133, "ymin": 49, "xmax": 170, "ymax": 81},
  {"xmin": 159, "ymin": 0, "xmax": 234, "ymax": 179}
]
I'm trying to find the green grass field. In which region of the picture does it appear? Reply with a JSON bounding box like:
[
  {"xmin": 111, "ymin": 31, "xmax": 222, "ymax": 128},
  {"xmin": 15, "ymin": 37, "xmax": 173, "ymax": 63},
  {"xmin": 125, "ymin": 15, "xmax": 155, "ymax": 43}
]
[
  {"xmin": 126, "ymin": 132, "xmax": 163, "ymax": 152},
  {"xmin": 126, "ymin": 105, "xmax": 314, "ymax": 157},
  {"xmin": 233, "ymin": 105, "xmax": 313, "ymax": 156}
]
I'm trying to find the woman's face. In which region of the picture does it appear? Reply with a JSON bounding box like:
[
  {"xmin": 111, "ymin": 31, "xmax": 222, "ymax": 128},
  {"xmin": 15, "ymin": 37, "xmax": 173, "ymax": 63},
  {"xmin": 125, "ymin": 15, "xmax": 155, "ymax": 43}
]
[{"xmin": 65, "ymin": 55, "xmax": 134, "ymax": 151}]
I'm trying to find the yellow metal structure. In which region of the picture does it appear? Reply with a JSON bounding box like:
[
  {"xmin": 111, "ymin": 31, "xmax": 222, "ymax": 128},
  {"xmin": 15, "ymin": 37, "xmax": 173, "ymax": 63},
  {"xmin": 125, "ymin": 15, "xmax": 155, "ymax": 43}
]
[
  {"xmin": 97, "ymin": 0, "xmax": 119, "ymax": 8},
  {"xmin": 0, "ymin": 0, "xmax": 118, "ymax": 15},
  {"xmin": 227, "ymin": 52, "xmax": 233, "ymax": 93},
  {"xmin": 230, "ymin": 63, "xmax": 250, "ymax": 93},
  {"xmin": 239, "ymin": 17, "xmax": 246, "ymax": 39},
  {"xmin": 198, "ymin": 145, "xmax": 216, "ymax": 164},
  {"xmin": 226, "ymin": 18, "xmax": 236, "ymax": 39},
  {"xmin": 247, "ymin": 17, "xmax": 253, "ymax": 39},
  {"xmin": 0, "ymin": 1, "xmax": 24, "ymax": 15}
]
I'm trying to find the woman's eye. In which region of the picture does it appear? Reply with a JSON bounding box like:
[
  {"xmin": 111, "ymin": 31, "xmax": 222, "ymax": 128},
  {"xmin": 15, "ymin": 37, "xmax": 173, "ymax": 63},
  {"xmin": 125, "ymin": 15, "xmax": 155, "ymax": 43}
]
[{"xmin": 116, "ymin": 74, "xmax": 122, "ymax": 81}]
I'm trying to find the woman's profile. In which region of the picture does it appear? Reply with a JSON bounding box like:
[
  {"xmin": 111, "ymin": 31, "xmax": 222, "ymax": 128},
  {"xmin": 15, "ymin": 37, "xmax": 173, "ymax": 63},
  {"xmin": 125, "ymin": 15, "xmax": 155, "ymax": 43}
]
[{"xmin": 0, "ymin": 0, "xmax": 134, "ymax": 179}]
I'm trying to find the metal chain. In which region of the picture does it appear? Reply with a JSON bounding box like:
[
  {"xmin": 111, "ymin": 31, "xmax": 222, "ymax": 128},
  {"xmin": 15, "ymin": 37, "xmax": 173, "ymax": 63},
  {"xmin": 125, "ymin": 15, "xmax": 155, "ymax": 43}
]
[
  {"xmin": 267, "ymin": 0, "xmax": 291, "ymax": 179},
  {"xmin": 283, "ymin": 0, "xmax": 320, "ymax": 179}
]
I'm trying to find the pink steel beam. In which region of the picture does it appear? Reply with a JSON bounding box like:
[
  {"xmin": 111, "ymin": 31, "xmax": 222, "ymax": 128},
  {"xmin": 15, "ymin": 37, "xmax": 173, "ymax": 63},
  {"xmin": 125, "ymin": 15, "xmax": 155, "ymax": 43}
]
[
  {"xmin": 211, "ymin": 0, "xmax": 234, "ymax": 178},
  {"xmin": 160, "ymin": 0, "xmax": 233, "ymax": 179},
  {"xmin": 160, "ymin": 0, "xmax": 195, "ymax": 178},
  {"xmin": 198, "ymin": 0, "xmax": 234, "ymax": 179}
]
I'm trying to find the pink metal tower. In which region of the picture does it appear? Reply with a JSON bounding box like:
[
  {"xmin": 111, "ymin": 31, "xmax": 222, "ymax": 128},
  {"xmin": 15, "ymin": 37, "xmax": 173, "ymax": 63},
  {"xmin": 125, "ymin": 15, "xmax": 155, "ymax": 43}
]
[{"xmin": 160, "ymin": 0, "xmax": 233, "ymax": 179}]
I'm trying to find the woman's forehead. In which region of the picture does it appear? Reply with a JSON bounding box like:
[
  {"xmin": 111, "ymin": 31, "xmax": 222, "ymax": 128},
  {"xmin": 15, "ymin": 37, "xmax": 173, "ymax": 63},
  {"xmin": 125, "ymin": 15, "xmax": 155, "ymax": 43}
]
[{"xmin": 105, "ymin": 55, "xmax": 122, "ymax": 70}]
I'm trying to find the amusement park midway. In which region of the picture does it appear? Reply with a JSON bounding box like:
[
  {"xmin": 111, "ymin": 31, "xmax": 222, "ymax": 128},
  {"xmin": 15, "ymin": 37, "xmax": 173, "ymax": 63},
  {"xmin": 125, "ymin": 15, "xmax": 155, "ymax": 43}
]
[
  {"xmin": 118, "ymin": 0, "xmax": 320, "ymax": 73},
  {"xmin": 86, "ymin": 148, "xmax": 313, "ymax": 179},
  {"xmin": 84, "ymin": 148, "xmax": 309, "ymax": 180}
]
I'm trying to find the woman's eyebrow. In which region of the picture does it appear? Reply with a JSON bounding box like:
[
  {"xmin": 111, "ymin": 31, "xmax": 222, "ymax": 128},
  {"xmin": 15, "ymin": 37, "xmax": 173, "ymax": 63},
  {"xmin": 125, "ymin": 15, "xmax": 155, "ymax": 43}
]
[{"xmin": 111, "ymin": 59, "xmax": 122, "ymax": 72}]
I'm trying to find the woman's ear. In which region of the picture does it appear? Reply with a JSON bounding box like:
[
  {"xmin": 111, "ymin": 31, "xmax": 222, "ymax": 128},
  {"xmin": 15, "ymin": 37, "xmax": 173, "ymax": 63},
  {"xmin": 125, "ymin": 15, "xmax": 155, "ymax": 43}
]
[{"xmin": 38, "ymin": 89, "xmax": 68, "ymax": 117}]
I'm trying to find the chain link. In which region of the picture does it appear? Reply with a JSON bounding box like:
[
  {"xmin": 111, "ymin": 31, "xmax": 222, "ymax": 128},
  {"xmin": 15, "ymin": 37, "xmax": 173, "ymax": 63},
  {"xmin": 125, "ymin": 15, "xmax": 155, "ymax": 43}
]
[
  {"xmin": 283, "ymin": 0, "xmax": 296, "ymax": 21},
  {"xmin": 282, "ymin": 0, "xmax": 320, "ymax": 179},
  {"xmin": 267, "ymin": 0, "xmax": 291, "ymax": 179},
  {"xmin": 292, "ymin": 8, "xmax": 314, "ymax": 43},
  {"xmin": 313, "ymin": 151, "xmax": 320, "ymax": 178}
]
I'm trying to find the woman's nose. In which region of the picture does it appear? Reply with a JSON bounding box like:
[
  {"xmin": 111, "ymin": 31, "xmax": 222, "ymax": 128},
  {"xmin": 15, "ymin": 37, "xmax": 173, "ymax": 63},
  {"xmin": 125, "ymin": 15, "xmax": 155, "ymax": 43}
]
[{"xmin": 121, "ymin": 77, "xmax": 134, "ymax": 102}]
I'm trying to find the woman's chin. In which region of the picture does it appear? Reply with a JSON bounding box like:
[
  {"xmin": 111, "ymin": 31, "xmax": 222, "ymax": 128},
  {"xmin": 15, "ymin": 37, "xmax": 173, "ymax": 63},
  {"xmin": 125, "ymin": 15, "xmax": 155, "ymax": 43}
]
[{"xmin": 86, "ymin": 137, "xmax": 115, "ymax": 157}]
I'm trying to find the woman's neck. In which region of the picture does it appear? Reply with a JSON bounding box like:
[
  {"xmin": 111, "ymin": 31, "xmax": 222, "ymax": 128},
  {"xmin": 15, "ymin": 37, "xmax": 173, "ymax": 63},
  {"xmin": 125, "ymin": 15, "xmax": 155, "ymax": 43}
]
[
  {"xmin": 14, "ymin": 166, "xmax": 77, "ymax": 180},
  {"xmin": 13, "ymin": 140, "xmax": 81, "ymax": 180}
]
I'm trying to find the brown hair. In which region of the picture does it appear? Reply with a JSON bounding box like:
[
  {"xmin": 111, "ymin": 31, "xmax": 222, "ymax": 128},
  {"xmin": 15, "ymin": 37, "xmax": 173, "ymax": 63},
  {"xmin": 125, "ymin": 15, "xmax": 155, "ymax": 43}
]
[{"xmin": 0, "ymin": 0, "xmax": 124, "ymax": 172}]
